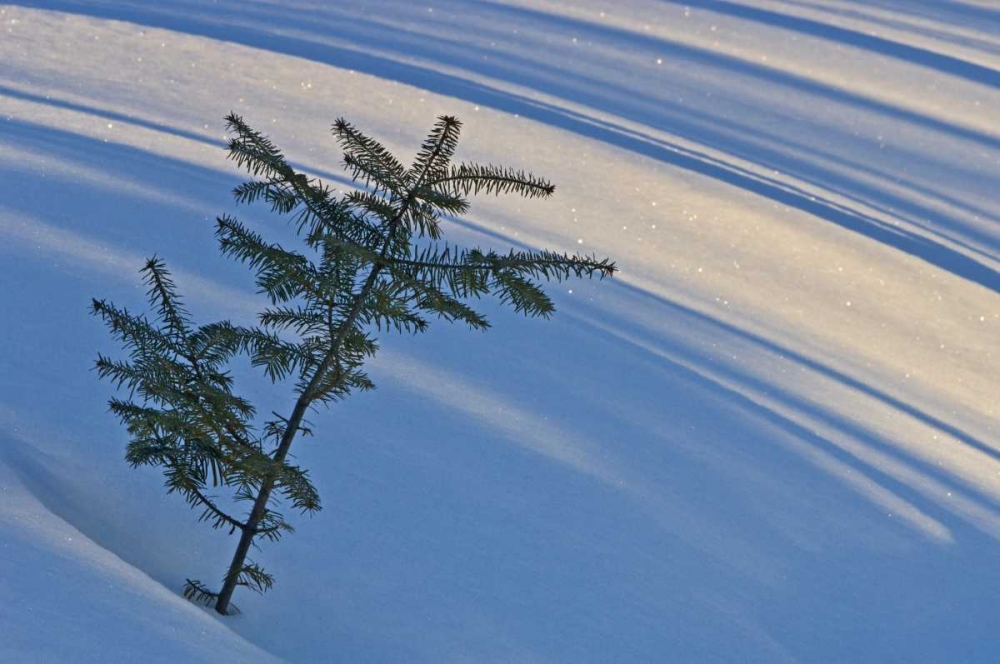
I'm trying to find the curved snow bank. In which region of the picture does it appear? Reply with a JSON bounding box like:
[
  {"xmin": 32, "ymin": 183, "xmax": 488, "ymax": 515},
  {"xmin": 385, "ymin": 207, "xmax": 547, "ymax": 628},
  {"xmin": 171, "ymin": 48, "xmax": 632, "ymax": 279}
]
[
  {"xmin": 0, "ymin": 421, "xmax": 283, "ymax": 662},
  {"xmin": 1, "ymin": 1, "xmax": 998, "ymax": 661}
]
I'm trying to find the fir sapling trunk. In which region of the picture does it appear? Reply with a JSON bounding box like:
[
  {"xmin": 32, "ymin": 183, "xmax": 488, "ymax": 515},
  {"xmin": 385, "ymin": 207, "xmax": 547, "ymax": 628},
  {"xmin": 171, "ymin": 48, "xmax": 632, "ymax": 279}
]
[
  {"xmin": 215, "ymin": 142, "xmax": 441, "ymax": 614},
  {"xmin": 94, "ymin": 112, "xmax": 616, "ymax": 616},
  {"xmin": 215, "ymin": 390, "xmax": 307, "ymax": 614}
]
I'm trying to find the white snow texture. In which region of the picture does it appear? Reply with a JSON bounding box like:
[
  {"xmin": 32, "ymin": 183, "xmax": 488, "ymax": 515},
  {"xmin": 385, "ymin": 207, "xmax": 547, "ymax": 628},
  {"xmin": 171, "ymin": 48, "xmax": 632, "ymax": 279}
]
[{"xmin": 0, "ymin": 1, "xmax": 998, "ymax": 661}]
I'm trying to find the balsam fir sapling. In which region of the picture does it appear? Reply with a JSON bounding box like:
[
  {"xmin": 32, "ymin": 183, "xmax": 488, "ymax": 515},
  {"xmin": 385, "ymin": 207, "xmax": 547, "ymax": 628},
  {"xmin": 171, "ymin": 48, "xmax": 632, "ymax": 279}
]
[{"xmin": 93, "ymin": 113, "xmax": 616, "ymax": 615}]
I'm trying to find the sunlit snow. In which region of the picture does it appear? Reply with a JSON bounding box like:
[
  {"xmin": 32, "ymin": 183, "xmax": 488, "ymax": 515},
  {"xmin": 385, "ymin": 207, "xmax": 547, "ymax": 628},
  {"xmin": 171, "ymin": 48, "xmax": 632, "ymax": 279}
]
[{"xmin": 1, "ymin": 1, "xmax": 998, "ymax": 662}]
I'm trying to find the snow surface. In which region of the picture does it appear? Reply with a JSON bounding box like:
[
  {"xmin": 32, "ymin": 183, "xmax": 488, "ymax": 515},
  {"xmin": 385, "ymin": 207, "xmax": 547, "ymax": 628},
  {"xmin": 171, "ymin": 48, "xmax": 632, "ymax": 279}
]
[{"xmin": 1, "ymin": 1, "xmax": 998, "ymax": 661}]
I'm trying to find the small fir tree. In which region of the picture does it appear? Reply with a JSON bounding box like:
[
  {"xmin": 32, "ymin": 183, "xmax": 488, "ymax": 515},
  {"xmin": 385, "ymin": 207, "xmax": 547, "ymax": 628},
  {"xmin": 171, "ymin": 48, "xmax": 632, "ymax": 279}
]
[{"xmin": 93, "ymin": 113, "xmax": 616, "ymax": 615}]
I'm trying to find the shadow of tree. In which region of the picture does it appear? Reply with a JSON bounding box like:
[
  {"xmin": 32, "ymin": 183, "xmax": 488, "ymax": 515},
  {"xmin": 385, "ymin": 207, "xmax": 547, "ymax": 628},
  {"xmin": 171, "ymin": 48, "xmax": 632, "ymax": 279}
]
[
  {"xmin": 657, "ymin": 0, "xmax": 1000, "ymax": 88},
  {"xmin": 7, "ymin": 0, "xmax": 997, "ymax": 290}
]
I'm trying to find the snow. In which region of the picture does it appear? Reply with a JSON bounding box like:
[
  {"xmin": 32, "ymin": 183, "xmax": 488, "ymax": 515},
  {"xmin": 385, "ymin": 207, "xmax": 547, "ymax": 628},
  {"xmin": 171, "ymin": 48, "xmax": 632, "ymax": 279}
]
[{"xmin": 1, "ymin": 1, "xmax": 998, "ymax": 661}]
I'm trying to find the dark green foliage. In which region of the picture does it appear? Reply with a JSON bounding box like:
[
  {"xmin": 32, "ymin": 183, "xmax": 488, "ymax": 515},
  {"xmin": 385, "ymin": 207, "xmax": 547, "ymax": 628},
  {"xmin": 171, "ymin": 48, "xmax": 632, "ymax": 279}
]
[{"xmin": 93, "ymin": 113, "xmax": 616, "ymax": 615}]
